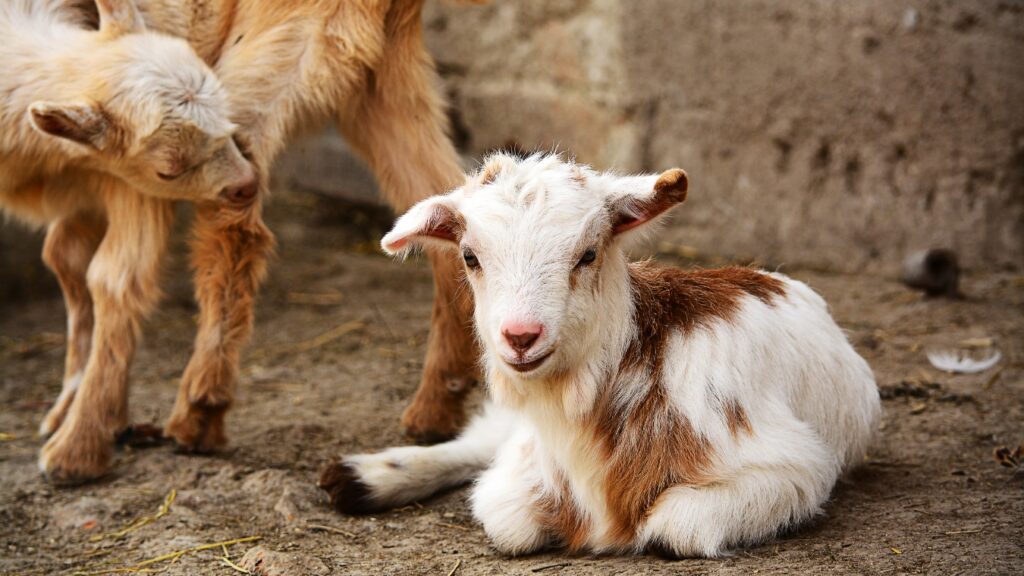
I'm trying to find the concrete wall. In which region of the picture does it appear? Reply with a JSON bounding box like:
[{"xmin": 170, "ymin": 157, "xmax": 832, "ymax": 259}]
[
  {"xmin": 417, "ymin": 0, "xmax": 1024, "ymax": 272},
  {"xmin": 280, "ymin": 0, "xmax": 1024, "ymax": 273}
]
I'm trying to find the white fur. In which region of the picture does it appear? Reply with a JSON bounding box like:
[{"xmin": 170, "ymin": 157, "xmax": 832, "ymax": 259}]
[
  {"xmin": 342, "ymin": 403, "xmax": 516, "ymax": 508},
  {"xmin": 343, "ymin": 154, "xmax": 881, "ymax": 557}
]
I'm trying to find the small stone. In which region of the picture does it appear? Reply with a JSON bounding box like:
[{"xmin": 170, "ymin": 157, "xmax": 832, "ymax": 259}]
[
  {"xmin": 52, "ymin": 497, "xmax": 115, "ymax": 531},
  {"xmin": 902, "ymin": 8, "xmax": 919, "ymax": 31},
  {"xmin": 273, "ymin": 482, "xmax": 324, "ymax": 523},
  {"xmin": 240, "ymin": 546, "xmax": 329, "ymax": 576}
]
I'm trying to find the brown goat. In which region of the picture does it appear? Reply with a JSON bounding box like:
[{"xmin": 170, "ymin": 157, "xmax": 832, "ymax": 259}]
[{"xmin": 25, "ymin": 0, "xmax": 481, "ymax": 482}]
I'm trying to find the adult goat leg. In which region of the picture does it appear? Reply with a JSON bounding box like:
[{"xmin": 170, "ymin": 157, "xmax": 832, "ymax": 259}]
[
  {"xmin": 164, "ymin": 195, "xmax": 274, "ymax": 452},
  {"xmin": 339, "ymin": 1, "xmax": 478, "ymax": 442}
]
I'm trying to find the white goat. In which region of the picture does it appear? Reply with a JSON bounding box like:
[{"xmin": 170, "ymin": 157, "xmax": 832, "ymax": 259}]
[{"xmin": 319, "ymin": 153, "xmax": 881, "ymax": 558}]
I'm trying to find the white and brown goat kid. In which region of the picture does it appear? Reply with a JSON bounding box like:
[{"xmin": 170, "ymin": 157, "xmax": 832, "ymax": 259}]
[
  {"xmin": 1, "ymin": 0, "xmax": 255, "ymax": 482},
  {"xmin": 320, "ymin": 154, "xmax": 881, "ymax": 558}
]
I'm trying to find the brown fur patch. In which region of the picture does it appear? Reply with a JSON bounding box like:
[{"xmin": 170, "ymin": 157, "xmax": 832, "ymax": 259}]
[
  {"xmin": 535, "ymin": 472, "xmax": 590, "ymax": 553},
  {"xmin": 587, "ymin": 263, "xmax": 786, "ymax": 545},
  {"xmin": 625, "ymin": 263, "xmax": 786, "ymax": 364},
  {"xmin": 591, "ymin": 380, "xmax": 712, "ymax": 545},
  {"xmin": 724, "ymin": 400, "xmax": 753, "ymax": 438},
  {"xmin": 479, "ymin": 159, "xmax": 505, "ymax": 186}
]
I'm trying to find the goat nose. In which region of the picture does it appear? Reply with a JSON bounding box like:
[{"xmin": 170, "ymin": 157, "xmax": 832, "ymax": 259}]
[
  {"xmin": 220, "ymin": 178, "xmax": 258, "ymax": 205},
  {"xmin": 501, "ymin": 321, "xmax": 543, "ymax": 354}
]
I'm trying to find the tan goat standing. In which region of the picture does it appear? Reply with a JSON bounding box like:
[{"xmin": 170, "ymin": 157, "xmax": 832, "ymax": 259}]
[
  {"xmin": 1, "ymin": 0, "xmax": 258, "ymax": 481},
  {"xmin": 126, "ymin": 0, "xmax": 482, "ymax": 453},
  {"xmin": 13, "ymin": 0, "xmax": 480, "ymax": 482}
]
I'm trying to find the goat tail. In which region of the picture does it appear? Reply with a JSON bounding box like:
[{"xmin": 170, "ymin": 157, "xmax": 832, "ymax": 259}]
[{"xmin": 319, "ymin": 403, "xmax": 514, "ymax": 514}]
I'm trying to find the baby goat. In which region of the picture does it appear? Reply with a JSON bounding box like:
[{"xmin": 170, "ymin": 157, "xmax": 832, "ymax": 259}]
[
  {"xmin": 320, "ymin": 153, "xmax": 881, "ymax": 557},
  {"xmin": 1, "ymin": 0, "xmax": 253, "ymax": 482},
  {"xmin": 1, "ymin": 0, "xmax": 254, "ymax": 207}
]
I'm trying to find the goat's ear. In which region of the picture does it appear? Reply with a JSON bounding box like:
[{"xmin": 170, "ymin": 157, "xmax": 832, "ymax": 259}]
[
  {"xmin": 381, "ymin": 195, "xmax": 464, "ymax": 256},
  {"xmin": 606, "ymin": 168, "xmax": 688, "ymax": 236},
  {"xmin": 96, "ymin": 0, "xmax": 145, "ymax": 37},
  {"xmin": 28, "ymin": 102, "xmax": 111, "ymax": 150}
]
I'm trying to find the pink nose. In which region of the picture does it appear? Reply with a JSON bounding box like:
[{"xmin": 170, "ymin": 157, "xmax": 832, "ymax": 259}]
[
  {"xmin": 220, "ymin": 177, "xmax": 259, "ymax": 205},
  {"xmin": 501, "ymin": 320, "xmax": 544, "ymax": 354}
]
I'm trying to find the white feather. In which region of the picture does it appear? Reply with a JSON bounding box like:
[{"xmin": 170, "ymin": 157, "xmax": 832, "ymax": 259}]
[{"xmin": 926, "ymin": 349, "xmax": 1002, "ymax": 374}]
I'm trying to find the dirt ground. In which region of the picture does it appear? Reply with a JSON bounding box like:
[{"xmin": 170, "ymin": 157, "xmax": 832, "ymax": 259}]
[{"xmin": 1, "ymin": 191, "xmax": 1021, "ymax": 576}]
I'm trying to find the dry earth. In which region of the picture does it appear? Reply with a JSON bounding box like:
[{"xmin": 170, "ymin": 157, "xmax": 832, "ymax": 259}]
[{"xmin": 1, "ymin": 192, "xmax": 1022, "ymax": 575}]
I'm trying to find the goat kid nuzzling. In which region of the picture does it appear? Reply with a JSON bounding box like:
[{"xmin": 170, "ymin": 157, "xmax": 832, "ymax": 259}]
[
  {"xmin": 0, "ymin": 0, "xmax": 254, "ymax": 483},
  {"xmin": 1, "ymin": 0, "xmax": 256, "ymax": 209},
  {"xmin": 320, "ymin": 153, "xmax": 881, "ymax": 558}
]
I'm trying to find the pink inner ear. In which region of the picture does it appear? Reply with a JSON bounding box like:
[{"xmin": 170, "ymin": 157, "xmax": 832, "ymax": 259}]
[
  {"xmin": 610, "ymin": 215, "xmax": 643, "ymax": 233},
  {"xmin": 612, "ymin": 198, "xmax": 674, "ymax": 234},
  {"xmin": 422, "ymin": 228, "xmax": 458, "ymax": 243},
  {"xmin": 612, "ymin": 215, "xmax": 645, "ymax": 234},
  {"xmin": 423, "ymin": 212, "xmax": 460, "ymax": 243},
  {"xmin": 386, "ymin": 237, "xmax": 409, "ymax": 251},
  {"xmin": 386, "ymin": 212, "xmax": 460, "ymax": 251},
  {"xmin": 612, "ymin": 169, "xmax": 688, "ymax": 235}
]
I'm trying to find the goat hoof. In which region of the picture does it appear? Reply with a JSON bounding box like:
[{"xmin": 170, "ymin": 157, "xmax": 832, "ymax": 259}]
[
  {"xmin": 400, "ymin": 380, "xmax": 473, "ymax": 444},
  {"xmin": 400, "ymin": 409, "xmax": 459, "ymax": 444},
  {"xmin": 39, "ymin": 425, "xmax": 111, "ymax": 485},
  {"xmin": 318, "ymin": 460, "xmax": 377, "ymax": 514},
  {"xmin": 164, "ymin": 403, "xmax": 228, "ymax": 453}
]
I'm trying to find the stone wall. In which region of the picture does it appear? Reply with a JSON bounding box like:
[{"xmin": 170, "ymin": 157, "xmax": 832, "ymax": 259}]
[{"xmin": 413, "ymin": 0, "xmax": 1024, "ymax": 272}]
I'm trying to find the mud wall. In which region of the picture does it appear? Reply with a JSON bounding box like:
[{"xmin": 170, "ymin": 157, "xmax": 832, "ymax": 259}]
[{"xmin": 406, "ymin": 0, "xmax": 1024, "ymax": 272}]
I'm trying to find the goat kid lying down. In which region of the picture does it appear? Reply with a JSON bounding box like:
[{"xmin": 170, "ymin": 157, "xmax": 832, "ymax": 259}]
[{"xmin": 320, "ymin": 154, "xmax": 881, "ymax": 557}]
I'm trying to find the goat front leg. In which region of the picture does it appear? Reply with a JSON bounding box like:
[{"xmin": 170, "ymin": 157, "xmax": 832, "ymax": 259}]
[
  {"xmin": 320, "ymin": 403, "xmax": 516, "ymax": 513},
  {"xmin": 164, "ymin": 194, "xmax": 273, "ymax": 452},
  {"xmin": 38, "ymin": 212, "xmax": 107, "ymax": 438},
  {"xmin": 39, "ymin": 192, "xmax": 172, "ymax": 483},
  {"xmin": 470, "ymin": 427, "xmax": 552, "ymax": 556},
  {"xmin": 338, "ymin": 0, "xmax": 478, "ymax": 442},
  {"xmin": 404, "ymin": 249, "xmax": 478, "ymax": 442}
]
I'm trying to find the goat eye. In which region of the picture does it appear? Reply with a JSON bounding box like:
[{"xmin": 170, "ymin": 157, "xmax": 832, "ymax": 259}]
[
  {"xmin": 577, "ymin": 248, "xmax": 597, "ymax": 267},
  {"xmin": 463, "ymin": 250, "xmax": 480, "ymax": 269}
]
